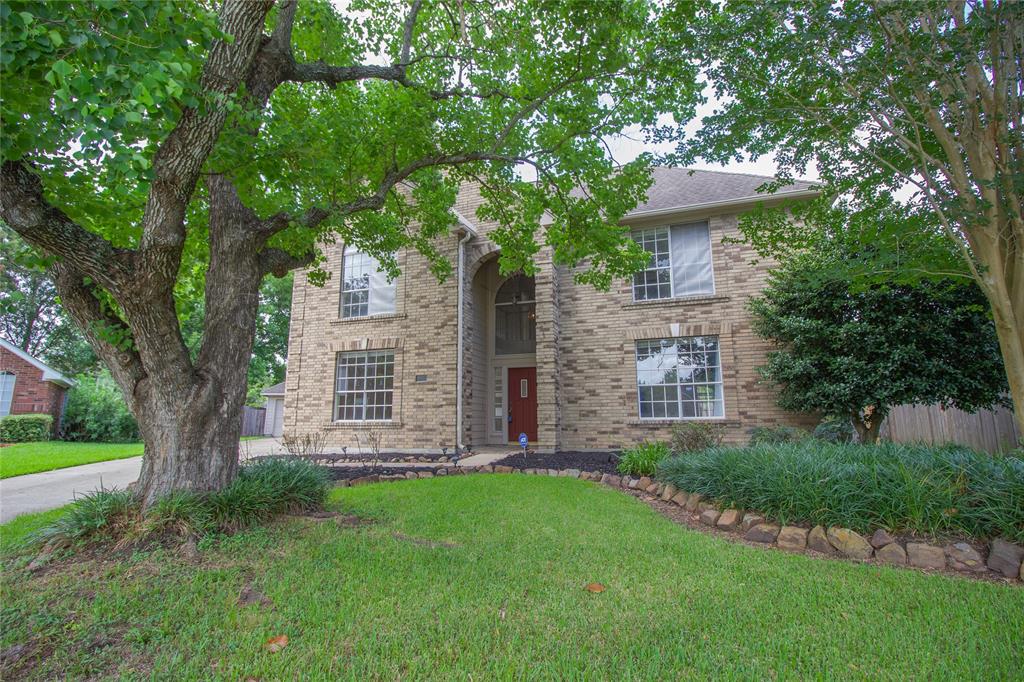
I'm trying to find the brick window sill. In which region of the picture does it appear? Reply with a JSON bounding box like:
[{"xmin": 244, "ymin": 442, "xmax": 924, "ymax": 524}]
[
  {"xmin": 330, "ymin": 313, "xmax": 407, "ymax": 325},
  {"xmin": 325, "ymin": 421, "xmax": 404, "ymax": 430},
  {"xmin": 622, "ymin": 295, "xmax": 729, "ymax": 310},
  {"xmin": 627, "ymin": 418, "xmax": 740, "ymax": 427}
]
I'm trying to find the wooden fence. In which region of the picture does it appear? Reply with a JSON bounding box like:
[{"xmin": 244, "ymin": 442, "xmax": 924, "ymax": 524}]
[
  {"xmin": 881, "ymin": 403, "xmax": 1021, "ymax": 453},
  {"xmin": 240, "ymin": 406, "xmax": 266, "ymax": 437}
]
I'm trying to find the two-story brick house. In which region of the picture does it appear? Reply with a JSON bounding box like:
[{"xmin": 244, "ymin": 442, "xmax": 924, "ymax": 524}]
[{"xmin": 283, "ymin": 167, "xmax": 819, "ymax": 453}]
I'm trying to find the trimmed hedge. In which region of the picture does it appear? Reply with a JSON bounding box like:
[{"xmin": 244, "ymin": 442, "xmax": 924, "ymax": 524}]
[
  {"xmin": 657, "ymin": 441, "xmax": 1024, "ymax": 542},
  {"xmin": 0, "ymin": 414, "xmax": 53, "ymax": 442}
]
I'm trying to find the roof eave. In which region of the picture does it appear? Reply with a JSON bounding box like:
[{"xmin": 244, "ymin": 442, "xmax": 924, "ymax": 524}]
[{"xmin": 621, "ymin": 188, "xmax": 821, "ymax": 224}]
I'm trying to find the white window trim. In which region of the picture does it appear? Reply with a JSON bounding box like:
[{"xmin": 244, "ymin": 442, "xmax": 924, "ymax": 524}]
[
  {"xmin": 333, "ymin": 351, "xmax": 395, "ymax": 422},
  {"xmin": 631, "ymin": 222, "xmax": 715, "ymax": 302},
  {"xmin": 340, "ymin": 247, "xmax": 396, "ymax": 320},
  {"xmin": 0, "ymin": 372, "xmax": 15, "ymax": 418},
  {"xmin": 634, "ymin": 336, "xmax": 726, "ymax": 421}
]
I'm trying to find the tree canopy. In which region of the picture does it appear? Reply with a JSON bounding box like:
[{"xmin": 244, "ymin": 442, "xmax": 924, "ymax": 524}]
[
  {"xmin": 675, "ymin": 0, "xmax": 1024, "ymax": 431},
  {"xmin": 0, "ymin": 0, "xmax": 702, "ymax": 503}
]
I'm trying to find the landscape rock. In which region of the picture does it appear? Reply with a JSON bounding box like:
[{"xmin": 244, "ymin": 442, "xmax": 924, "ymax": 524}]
[
  {"xmin": 661, "ymin": 484, "xmax": 677, "ymax": 501},
  {"xmin": 987, "ymin": 539, "xmax": 1024, "ymax": 578},
  {"xmin": 494, "ymin": 465, "xmax": 514, "ymax": 473},
  {"xmin": 586, "ymin": 471, "xmax": 601, "ymax": 481},
  {"xmin": 627, "ymin": 478, "xmax": 641, "ymax": 489},
  {"xmin": 827, "ymin": 527, "xmax": 873, "ymax": 561},
  {"xmin": 870, "ymin": 529, "xmax": 897, "ymax": 549},
  {"xmin": 566, "ymin": 469, "xmax": 581, "ymax": 478},
  {"xmin": 646, "ymin": 483, "xmax": 660, "ymax": 494},
  {"xmin": 605, "ymin": 475, "xmax": 622, "ymax": 487},
  {"xmin": 637, "ymin": 476, "xmax": 653, "ymax": 489},
  {"xmin": 405, "ymin": 472, "xmax": 418, "ymax": 480},
  {"xmin": 944, "ymin": 542, "xmax": 986, "ymax": 573},
  {"xmin": 716, "ymin": 509, "xmax": 742, "ymax": 531},
  {"xmin": 697, "ymin": 501, "xmax": 717, "ymax": 514},
  {"xmin": 741, "ymin": 513, "xmax": 766, "ymax": 532},
  {"xmin": 745, "ymin": 523, "xmax": 780, "ymax": 544},
  {"xmin": 700, "ymin": 509, "xmax": 721, "ymax": 526},
  {"xmin": 777, "ymin": 526, "xmax": 808, "ymax": 551},
  {"xmin": 907, "ymin": 542, "xmax": 945, "ymax": 570},
  {"xmin": 479, "ymin": 465, "xmax": 494, "ymax": 473},
  {"xmin": 670, "ymin": 492, "xmax": 688, "ymax": 507},
  {"xmin": 654, "ymin": 483, "xmax": 665, "ymax": 496},
  {"xmin": 334, "ymin": 479, "xmax": 351, "ymax": 488},
  {"xmin": 807, "ymin": 526, "xmax": 836, "ymax": 555},
  {"xmin": 684, "ymin": 493, "xmax": 702, "ymax": 512},
  {"xmin": 435, "ymin": 468, "xmax": 448, "ymax": 476},
  {"xmin": 875, "ymin": 543, "xmax": 907, "ymax": 565},
  {"xmin": 351, "ymin": 475, "xmax": 379, "ymax": 486},
  {"xmin": 417, "ymin": 471, "xmax": 434, "ymax": 479}
]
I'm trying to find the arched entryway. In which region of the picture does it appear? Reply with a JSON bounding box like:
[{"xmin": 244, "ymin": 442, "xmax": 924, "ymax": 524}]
[{"xmin": 467, "ymin": 260, "xmax": 538, "ymax": 445}]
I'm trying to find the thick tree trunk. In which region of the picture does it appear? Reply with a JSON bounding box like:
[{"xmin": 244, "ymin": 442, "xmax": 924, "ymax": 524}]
[
  {"xmin": 988, "ymin": 295, "xmax": 1024, "ymax": 439},
  {"xmin": 851, "ymin": 409, "xmax": 883, "ymax": 444}
]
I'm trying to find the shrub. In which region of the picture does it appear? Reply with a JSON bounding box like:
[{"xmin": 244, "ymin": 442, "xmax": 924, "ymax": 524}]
[
  {"xmin": 0, "ymin": 414, "xmax": 53, "ymax": 442},
  {"xmin": 747, "ymin": 425, "xmax": 807, "ymax": 445},
  {"xmin": 813, "ymin": 417, "xmax": 854, "ymax": 444},
  {"xmin": 32, "ymin": 458, "xmax": 330, "ymax": 548},
  {"xmin": 62, "ymin": 371, "xmax": 138, "ymax": 442},
  {"xmin": 618, "ymin": 440, "xmax": 671, "ymax": 477},
  {"xmin": 657, "ymin": 441, "xmax": 1024, "ymax": 542},
  {"xmin": 669, "ymin": 422, "xmax": 724, "ymax": 453}
]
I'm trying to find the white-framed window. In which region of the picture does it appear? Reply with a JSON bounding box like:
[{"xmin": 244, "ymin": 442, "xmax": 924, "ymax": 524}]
[
  {"xmin": 333, "ymin": 351, "xmax": 394, "ymax": 421},
  {"xmin": 631, "ymin": 222, "xmax": 714, "ymax": 301},
  {"xmin": 494, "ymin": 274, "xmax": 536, "ymax": 355},
  {"xmin": 492, "ymin": 366, "xmax": 504, "ymax": 433},
  {"xmin": 636, "ymin": 336, "xmax": 724, "ymax": 419},
  {"xmin": 340, "ymin": 245, "xmax": 396, "ymax": 319},
  {"xmin": 0, "ymin": 372, "xmax": 14, "ymax": 417}
]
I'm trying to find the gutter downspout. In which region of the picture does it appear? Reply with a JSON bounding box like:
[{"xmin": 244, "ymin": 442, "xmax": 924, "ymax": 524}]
[{"xmin": 453, "ymin": 209, "xmax": 478, "ymax": 457}]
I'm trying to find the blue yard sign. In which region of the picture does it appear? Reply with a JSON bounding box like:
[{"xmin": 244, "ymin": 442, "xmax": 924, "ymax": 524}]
[{"xmin": 518, "ymin": 432, "xmax": 529, "ymax": 449}]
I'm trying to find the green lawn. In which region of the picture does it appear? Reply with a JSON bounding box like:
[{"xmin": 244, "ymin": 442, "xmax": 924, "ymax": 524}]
[
  {"xmin": 1, "ymin": 475, "xmax": 1021, "ymax": 679},
  {"xmin": 0, "ymin": 441, "xmax": 143, "ymax": 479}
]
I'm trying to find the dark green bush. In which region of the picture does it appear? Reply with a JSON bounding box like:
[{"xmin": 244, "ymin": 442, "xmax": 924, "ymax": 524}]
[
  {"xmin": 62, "ymin": 372, "xmax": 138, "ymax": 442},
  {"xmin": 657, "ymin": 441, "xmax": 1024, "ymax": 542},
  {"xmin": 32, "ymin": 458, "xmax": 330, "ymax": 548},
  {"xmin": 813, "ymin": 417, "xmax": 854, "ymax": 444},
  {"xmin": 747, "ymin": 425, "xmax": 807, "ymax": 445},
  {"xmin": 618, "ymin": 441, "xmax": 670, "ymax": 477},
  {"xmin": 0, "ymin": 414, "xmax": 53, "ymax": 442},
  {"xmin": 669, "ymin": 422, "xmax": 724, "ymax": 453}
]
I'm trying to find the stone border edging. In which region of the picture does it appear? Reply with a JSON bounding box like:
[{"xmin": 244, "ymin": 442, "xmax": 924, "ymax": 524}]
[{"xmin": 336, "ymin": 465, "xmax": 1024, "ymax": 583}]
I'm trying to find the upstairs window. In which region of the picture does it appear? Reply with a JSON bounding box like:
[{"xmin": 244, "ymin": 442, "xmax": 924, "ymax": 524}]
[
  {"xmin": 340, "ymin": 245, "xmax": 396, "ymax": 319},
  {"xmin": 494, "ymin": 275, "xmax": 536, "ymax": 355},
  {"xmin": 632, "ymin": 222, "xmax": 714, "ymax": 301}
]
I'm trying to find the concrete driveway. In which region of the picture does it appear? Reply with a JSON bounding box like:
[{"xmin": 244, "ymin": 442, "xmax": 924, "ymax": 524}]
[
  {"xmin": 0, "ymin": 438, "xmax": 289, "ymax": 524},
  {"xmin": 0, "ymin": 456, "xmax": 143, "ymax": 523}
]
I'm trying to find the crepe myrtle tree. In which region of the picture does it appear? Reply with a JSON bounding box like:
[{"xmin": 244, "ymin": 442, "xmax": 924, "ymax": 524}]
[
  {"xmin": 750, "ymin": 238, "xmax": 1008, "ymax": 444},
  {"xmin": 0, "ymin": 0, "xmax": 699, "ymax": 505},
  {"xmin": 675, "ymin": 0, "xmax": 1024, "ymax": 433}
]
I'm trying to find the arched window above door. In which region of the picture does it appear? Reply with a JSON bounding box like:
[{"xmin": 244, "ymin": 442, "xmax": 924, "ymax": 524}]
[{"xmin": 494, "ymin": 275, "xmax": 536, "ymax": 355}]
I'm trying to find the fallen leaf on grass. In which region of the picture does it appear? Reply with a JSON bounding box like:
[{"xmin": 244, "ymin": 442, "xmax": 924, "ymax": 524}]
[
  {"xmin": 264, "ymin": 635, "xmax": 289, "ymax": 653},
  {"xmin": 584, "ymin": 582, "xmax": 606, "ymax": 593}
]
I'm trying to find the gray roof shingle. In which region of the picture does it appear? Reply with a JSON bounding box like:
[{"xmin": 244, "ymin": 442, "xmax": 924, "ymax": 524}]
[{"xmin": 625, "ymin": 167, "xmax": 817, "ymax": 216}]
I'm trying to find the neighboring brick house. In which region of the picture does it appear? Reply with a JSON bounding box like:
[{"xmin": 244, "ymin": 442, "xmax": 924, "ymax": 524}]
[
  {"xmin": 283, "ymin": 168, "xmax": 820, "ymax": 453},
  {"xmin": 0, "ymin": 337, "xmax": 74, "ymax": 432}
]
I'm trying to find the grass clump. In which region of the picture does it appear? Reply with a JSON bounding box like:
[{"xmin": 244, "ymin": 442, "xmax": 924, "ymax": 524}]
[
  {"xmin": 657, "ymin": 441, "xmax": 1024, "ymax": 542},
  {"xmin": 618, "ymin": 440, "xmax": 670, "ymax": 477},
  {"xmin": 29, "ymin": 458, "xmax": 330, "ymax": 549}
]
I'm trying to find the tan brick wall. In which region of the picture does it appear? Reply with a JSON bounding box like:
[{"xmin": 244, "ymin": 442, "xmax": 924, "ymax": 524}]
[{"xmin": 284, "ymin": 183, "xmax": 815, "ymax": 453}]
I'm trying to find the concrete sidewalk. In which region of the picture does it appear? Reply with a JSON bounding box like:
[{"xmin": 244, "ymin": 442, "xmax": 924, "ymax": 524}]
[{"xmin": 0, "ymin": 456, "xmax": 143, "ymax": 523}]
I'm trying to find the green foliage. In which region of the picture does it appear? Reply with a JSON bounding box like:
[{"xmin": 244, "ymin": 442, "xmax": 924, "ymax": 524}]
[
  {"xmin": 749, "ymin": 241, "xmax": 1008, "ymax": 431},
  {"xmin": 208, "ymin": 457, "xmax": 330, "ymax": 530},
  {"xmin": 813, "ymin": 417, "xmax": 854, "ymax": 444},
  {"xmin": 31, "ymin": 458, "xmax": 329, "ymax": 547},
  {"xmin": 658, "ymin": 442, "xmax": 1024, "ymax": 542},
  {"xmin": 0, "ymin": 413, "xmax": 52, "ymax": 442},
  {"xmin": 617, "ymin": 440, "xmax": 670, "ymax": 477},
  {"xmin": 747, "ymin": 425, "xmax": 807, "ymax": 446},
  {"xmin": 63, "ymin": 371, "xmax": 139, "ymax": 442},
  {"xmin": 669, "ymin": 422, "xmax": 724, "ymax": 454}
]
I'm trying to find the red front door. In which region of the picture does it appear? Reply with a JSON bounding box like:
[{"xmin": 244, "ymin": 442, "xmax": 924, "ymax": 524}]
[{"xmin": 507, "ymin": 367, "xmax": 538, "ymax": 442}]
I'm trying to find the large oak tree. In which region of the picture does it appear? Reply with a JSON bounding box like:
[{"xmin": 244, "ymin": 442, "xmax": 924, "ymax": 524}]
[
  {"xmin": 678, "ymin": 0, "xmax": 1024, "ymax": 433},
  {"xmin": 0, "ymin": 0, "xmax": 698, "ymax": 505}
]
